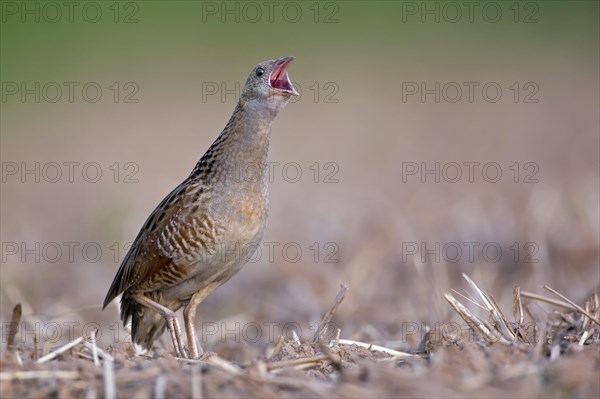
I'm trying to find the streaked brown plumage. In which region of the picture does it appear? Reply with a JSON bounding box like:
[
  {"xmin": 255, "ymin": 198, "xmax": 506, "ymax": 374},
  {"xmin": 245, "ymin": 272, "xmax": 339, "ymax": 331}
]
[{"xmin": 103, "ymin": 57, "xmax": 298, "ymax": 358}]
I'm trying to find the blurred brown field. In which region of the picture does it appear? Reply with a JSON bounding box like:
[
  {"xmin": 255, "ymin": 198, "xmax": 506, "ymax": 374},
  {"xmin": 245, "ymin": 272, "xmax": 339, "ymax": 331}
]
[{"xmin": 1, "ymin": 1, "xmax": 598, "ymax": 397}]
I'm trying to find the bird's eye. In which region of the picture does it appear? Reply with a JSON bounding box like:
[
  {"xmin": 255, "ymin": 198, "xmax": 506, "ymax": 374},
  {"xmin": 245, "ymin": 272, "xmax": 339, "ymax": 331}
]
[{"xmin": 255, "ymin": 68, "xmax": 265, "ymax": 77}]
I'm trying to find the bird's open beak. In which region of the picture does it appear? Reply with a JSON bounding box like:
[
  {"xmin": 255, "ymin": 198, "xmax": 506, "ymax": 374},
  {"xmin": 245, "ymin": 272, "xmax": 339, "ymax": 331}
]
[{"xmin": 269, "ymin": 56, "xmax": 299, "ymax": 96}]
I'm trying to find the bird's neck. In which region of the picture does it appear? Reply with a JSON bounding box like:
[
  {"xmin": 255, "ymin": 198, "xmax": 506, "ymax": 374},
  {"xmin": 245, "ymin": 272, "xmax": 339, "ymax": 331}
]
[
  {"xmin": 222, "ymin": 100, "xmax": 273, "ymax": 169},
  {"xmin": 191, "ymin": 100, "xmax": 275, "ymax": 185}
]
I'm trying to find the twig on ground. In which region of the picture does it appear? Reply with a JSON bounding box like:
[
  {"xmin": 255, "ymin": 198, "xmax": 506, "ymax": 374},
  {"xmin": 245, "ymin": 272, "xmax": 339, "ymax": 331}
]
[
  {"xmin": 90, "ymin": 329, "xmax": 99, "ymax": 366},
  {"xmin": 79, "ymin": 334, "xmax": 118, "ymax": 399},
  {"xmin": 205, "ymin": 355, "xmax": 244, "ymax": 376},
  {"xmin": 270, "ymin": 336, "xmax": 284, "ymax": 358},
  {"xmin": 543, "ymin": 285, "xmax": 600, "ymax": 326},
  {"xmin": 451, "ymin": 289, "xmax": 487, "ymax": 311},
  {"xmin": 74, "ymin": 350, "xmax": 94, "ymax": 361},
  {"xmin": 334, "ymin": 328, "xmax": 341, "ymax": 343},
  {"xmin": 462, "ymin": 274, "xmax": 516, "ymax": 342},
  {"xmin": 337, "ymin": 339, "xmax": 419, "ymax": 358},
  {"xmin": 7, "ymin": 303, "xmax": 21, "ymax": 351},
  {"xmin": 490, "ymin": 295, "xmax": 517, "ymax": 340},
  {"xmin": 174, "ymin": 357, "xmax": 209, "ymax": 365},
  {"xmin": 514, "ymin": 286, "xmax": 524, "ymax": 325},
  {"xmin": 579, "ymin": 330, "xmax": 590, "ymax": 346},
  {"xmin": 36, "ymin": 336, "xmax": 84, "ymax": 364},
  {"xmin": 521, "ymin": 291, "xmax": 576, "ymax": 310},
  {"xmin": 83, "ymin": 339, "xmax": 115, "ymax": 363},
  {"xmin": 103, "ymin": 354, "xmax": 117, "ymax": 399},
  {"xmin": 13, "ymin": 350, "xmax": 23, "ymax": 367},
  {"xmin": 291, "ymin": 330, "xmax": 301, "ymax": 346},
  {"xmin": 33, "ymin": 334, "xmax": 39, "ymax": 361},
  {"xmin": 267, "ymin": 354, "xmax": 329, "ymax": 371},
  {"xmin": 444, "ymin": 293, "xmax": 511, "ymax": 346},
  {"xmin": 314, "ymin": 284, "xmax": 348, "ymax": 343}
]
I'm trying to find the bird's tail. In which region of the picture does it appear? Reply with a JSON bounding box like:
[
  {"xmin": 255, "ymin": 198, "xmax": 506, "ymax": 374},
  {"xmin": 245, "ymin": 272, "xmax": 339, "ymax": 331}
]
[{"xmin": 120, "ymin": 292, "xmax": 168, "ymax": 353}]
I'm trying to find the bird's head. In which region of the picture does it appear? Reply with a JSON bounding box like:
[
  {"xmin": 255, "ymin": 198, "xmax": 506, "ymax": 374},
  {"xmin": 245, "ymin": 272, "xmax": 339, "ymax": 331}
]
[{"xmin": 241, "ymin": 56, "xmax": 299, "ymax": 116}]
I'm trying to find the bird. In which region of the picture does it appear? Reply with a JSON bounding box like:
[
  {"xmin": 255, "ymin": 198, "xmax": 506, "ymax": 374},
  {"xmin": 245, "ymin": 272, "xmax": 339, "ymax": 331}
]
[{"xmin": 103, "ymin": 56, "xmax": 299, "ymax": 359}]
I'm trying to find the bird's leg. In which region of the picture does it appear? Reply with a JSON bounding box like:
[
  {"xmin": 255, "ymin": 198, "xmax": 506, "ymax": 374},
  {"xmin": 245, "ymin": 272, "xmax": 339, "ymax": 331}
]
[
  {"xmin": 134, "ymin": 294, "xmax": 184, "ymax": 358},
  {"xmin": 183, "ymin": 288, "xmax": 213, "ymax": 359}
]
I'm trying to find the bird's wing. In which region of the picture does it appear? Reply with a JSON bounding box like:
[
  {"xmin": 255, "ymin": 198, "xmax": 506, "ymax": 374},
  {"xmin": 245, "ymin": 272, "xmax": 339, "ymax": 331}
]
[{"xmin": 103, "ymin": 180, "xmax": 223, "ymax": 307}]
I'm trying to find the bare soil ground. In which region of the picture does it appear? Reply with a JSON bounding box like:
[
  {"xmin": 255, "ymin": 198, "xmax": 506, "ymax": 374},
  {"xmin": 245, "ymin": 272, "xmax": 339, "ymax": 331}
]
[{"xmin": 1, "ymin": 283, "xmax": 599, "ymax": 398}]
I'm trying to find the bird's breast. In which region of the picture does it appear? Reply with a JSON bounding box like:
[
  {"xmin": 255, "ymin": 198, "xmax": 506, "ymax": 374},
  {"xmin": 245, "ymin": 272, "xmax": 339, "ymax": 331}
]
[{"xmin": 228, "ymin": 186, "xmax": 268, "ymax": 243}]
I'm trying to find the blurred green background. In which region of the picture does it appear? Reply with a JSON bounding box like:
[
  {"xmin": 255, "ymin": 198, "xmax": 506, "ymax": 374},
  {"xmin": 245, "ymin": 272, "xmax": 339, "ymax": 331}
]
[{"xmin": 1, "ymin": 1, "xmax": 598, "ymax": 350}]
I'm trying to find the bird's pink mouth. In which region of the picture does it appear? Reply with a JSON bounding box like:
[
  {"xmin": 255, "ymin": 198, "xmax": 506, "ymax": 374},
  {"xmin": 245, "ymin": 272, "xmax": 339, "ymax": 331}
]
[{"xmin": 269, "ymin": 57, "xmax": 299, "ymax": 96}]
